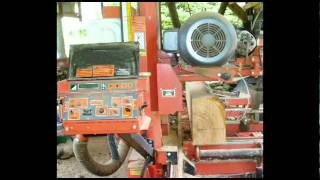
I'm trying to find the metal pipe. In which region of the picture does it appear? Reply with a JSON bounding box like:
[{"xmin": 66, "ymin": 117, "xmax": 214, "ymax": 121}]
[
  {"xmin": 199, "ymin": 148, "xmax": 262, "ymax": 159},
  {"xmin": 121, "ymin": 2, "xmax": 129, "ymax": 42},
  {"xmin": 120, "ymin": 3, "xmax": 124, "ymax": 42}
]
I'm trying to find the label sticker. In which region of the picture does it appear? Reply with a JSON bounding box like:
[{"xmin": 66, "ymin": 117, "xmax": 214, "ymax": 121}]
[
  {"xmin": 69, "ymin": 109, "xmax": 81, "ymax": 120},
  {"xmin": 133, "ymin": 99, "xmax": 138, "ymax": 108},
  {"xmin": 111, "ymin": 97, "xmax": 122, "ymax": 107},
  {"xmin": 161, "ymin": 89, "xmax": 176, "ymax": 97},
  {"xmin": 92, "ymin": 65, "xmax": 115, "ymax": 77},
  {"xmin": 130, "ymin": 168, "xmax": 142, "ymax": 176},
  {"xmin": 69, "ymin": 98, "xmax": 89, "ymax": 108},
  {"xmin": 122, "ymin": 96, "xmax": 133, "ymax": 105},
  {"xmin": 76, "ymin": 68, "xmax": 93, "ymax": 78},
  {"xmin": 90, "ymin": 100, "xmax": 104, "ymax": 106},
  {"xmin": 123, "ymin": 105, "xmax": 133, "ymax": 118},
  {"xmin": 108, "ymin": 108, "xmax": 120, "ymax": 116},
  {"xmin": 95, "ymin": 106, "xmax": 108, "ymax": 116}
]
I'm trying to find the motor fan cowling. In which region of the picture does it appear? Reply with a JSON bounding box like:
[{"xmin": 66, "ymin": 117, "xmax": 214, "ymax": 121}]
[{"xmin": 178, "ymin": 12, "xmax": 237, "ymax": 66}]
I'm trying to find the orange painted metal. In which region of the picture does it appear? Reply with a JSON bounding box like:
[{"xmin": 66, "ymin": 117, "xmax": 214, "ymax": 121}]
[
  {"xmin": 147, "ymin": 112, "xmax": 163, "ymax": 149},
  {"xmin": 226, "ymin": 111, "xmax": 243, "ymax": 117},
  {"xmin": 224, "ymin": 98, "xmax": 250, "ymax": 106},
  {"xmin": 226, "ymin": 123, "xmax": 263, "ymax": 136},
  {"xmin": 183, "ymin": 141, "xmax": 197, "ymax": 160},
  {"xmin": 139, "ymin": 2, "xmax": 159, "ymax": 111},
  {"xmin": 157, "ymin": 64, "xmax": 183, "ymax": 115},
  {"xmin": 102, "ymin": 6, "xmax": 121, "ymax": 18},
  {"xmin": 57, "ymin": 80, "xmax": 70, "ymax": 95},
  {"xmin": 161, "ymin": 123, "xmax": 169, "ymax": 136},
  {"xmin": 195, "ymin": 161, "xmax": 257, "ymax": 175},
  {"xmin": 63, "ymin": 119, "xmax": 141, "ymax": 135},
  {"xmin": 78, "ymin": 135, "xmax": 89, "ymax": 142},
  {"xmin": 148, "ymin": 164, "xmax": 165, "ymax": 178},
  {"xmin": 156, "ymin": 151, "xmax": 168, "ymax": 165}
]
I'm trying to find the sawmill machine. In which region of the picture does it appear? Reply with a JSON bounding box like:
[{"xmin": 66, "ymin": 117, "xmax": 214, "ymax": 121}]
[{"xmin": 57, "ymin": 2, "xmax": 263, "ymax": 178}]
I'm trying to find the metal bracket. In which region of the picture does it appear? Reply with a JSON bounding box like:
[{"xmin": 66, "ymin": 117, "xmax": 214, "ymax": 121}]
[{"xmin": 118, "ymin": 134, "xmax": 154, "ymax": 160}]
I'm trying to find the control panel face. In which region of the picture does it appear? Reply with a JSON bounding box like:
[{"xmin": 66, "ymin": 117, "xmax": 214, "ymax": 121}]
[
  {"xmin": 69, "ymin": 80, "xmax": 137, "ymax": 92},
  {"xmin": 62, "ymin": 79, "xmax": 142, "ymax": 121}
]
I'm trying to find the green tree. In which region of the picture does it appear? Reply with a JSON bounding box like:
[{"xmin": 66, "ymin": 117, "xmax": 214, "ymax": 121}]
[{"xmin": 161, "ymin": 2, "xmax": 243, "ymax": 31}]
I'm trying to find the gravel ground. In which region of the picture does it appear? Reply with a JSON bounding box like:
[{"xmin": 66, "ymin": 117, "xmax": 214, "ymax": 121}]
[{"xmin": 57, "ymin": 136, "xmax": 129, "ymax": 178}]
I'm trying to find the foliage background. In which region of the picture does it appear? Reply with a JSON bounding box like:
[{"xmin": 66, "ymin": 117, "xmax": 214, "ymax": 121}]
[{"xmin": 160, "ymin": 2, "xmax": 243, "ymax": 30}]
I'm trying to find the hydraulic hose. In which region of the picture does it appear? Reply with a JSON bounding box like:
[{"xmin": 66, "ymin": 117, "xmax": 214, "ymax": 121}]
[{"xmin": 73, "ymin": 135, "xmax": 130, "ymax": 176}]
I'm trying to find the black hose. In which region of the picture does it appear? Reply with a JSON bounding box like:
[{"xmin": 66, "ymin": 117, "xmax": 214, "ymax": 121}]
[{"xmin": 73, "ymin": 135, "xmax": 130, "ymax": 176}]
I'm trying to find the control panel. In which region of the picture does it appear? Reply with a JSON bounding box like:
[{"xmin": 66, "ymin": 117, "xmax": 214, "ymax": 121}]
[
  {"xmin": 62, "ymin": 79, "xmax": 143, "ymax": 121},
  {"xmin": 70, "ymin": 80, "xmax": 137, "ymax": 92}
]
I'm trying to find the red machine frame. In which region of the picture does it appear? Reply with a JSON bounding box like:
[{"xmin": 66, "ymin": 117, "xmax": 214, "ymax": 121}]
[{"xmin": 58, "ymin": 2, "xmax": 263, "ymax": 178}]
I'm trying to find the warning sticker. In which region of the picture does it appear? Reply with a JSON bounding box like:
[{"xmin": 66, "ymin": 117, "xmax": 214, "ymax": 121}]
[
  {"xmin": 123, "ymin": 105, "xmax": 133, "ymax": 118},
  {"xmin": 76, "ymin": 68, "xmax": 93, "ymax": 78},
  {"xmin": 69, "ymin": 109, "xmax": 81, "ymax": 120},
  {"xmin": 90, "ymin": 100, "xmax": 104, "ymax": 106},
  {"xmin": 108, "ymin": 107, "xmax": 120, "ymax": 116},
  {"xmin": 95, "ymin": 106, "xmax": 108, "ymax": 116},
  {"xmin": 92, "ymin": 65, "xmax": 115, "ymax": 77},
  {"xmin": 69, "ymin": 98, "xmax": 89, "ymax": 109},
  {"xmin": 111, "ymin": 97, "xmax": 122, "ymax": 107},
  {"xmin": 122, "ymin": 96, "xmax": 133, "ymax": 105},
  {"xmin": 129, "ymin": 168, "xmax": 142, "ymax": 176}
]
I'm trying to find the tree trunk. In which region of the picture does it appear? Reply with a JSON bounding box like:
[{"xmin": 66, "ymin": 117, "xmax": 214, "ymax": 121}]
[
  {"xmin": 166, "ymin": 2, "xmax": 181, "ymax": 28},
  {"xmin": 218, "ymin": 2, "xmax": 228, "ymax": 15},
  {"xmin": 227, "ymin": 2, "xmax": 250, "ymax": 30}
]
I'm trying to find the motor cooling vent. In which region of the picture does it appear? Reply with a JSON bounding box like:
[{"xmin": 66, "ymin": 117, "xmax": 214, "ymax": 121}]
[
  {"xmin": 178, "ymin": 12, "xmax": 237, "ymax": 66},
  {"xmin": 191, "ymin": 23, "xmax": 226, "ymax": 58}
]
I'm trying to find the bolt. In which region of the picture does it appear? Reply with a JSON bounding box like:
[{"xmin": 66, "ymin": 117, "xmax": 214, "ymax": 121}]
[
  {"xmin": 167, "ymin": 152, "xmax": 171, "ymax": 156},
  {"xmin": 217, "ymin": 73, "xmax": 221, "ymax": 77},
  {"xmin": 251, "ymin": 71, "xmax": 255, "ymax": 75},
  {"xmin": 132, "ymin": 125, "xmax": 137, "ymax": 129},
  {"xmin": 65, "ymin": 127, "xmax": 69, "ymax": 131}
]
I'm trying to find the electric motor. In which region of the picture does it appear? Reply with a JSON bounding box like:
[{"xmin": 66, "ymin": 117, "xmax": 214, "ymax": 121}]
[{"xmin": 178, "ymin": 12, "xmax": 237, "ymax": 66}]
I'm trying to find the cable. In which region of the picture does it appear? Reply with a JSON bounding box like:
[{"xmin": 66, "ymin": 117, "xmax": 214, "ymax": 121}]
[{"xmin": 237, "ymin": 72, "xmax": 251, "ymax": 121}]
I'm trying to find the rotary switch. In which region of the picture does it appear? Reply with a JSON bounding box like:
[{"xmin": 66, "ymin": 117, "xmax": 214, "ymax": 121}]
[{"xmin": 99, "ymin": 108, "xmax": 105, "ymax": 114}]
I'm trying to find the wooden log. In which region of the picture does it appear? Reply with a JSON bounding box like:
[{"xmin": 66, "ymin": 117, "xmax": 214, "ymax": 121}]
[{"xmin": 186, "ymin": 82, "xmax": 226, "ymax": 145}]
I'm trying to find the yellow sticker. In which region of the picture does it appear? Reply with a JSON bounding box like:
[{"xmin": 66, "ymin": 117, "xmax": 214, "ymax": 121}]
[
  {"xmin": 130, "ymin": 168, "xmax": 142, "ymax": 176},
  {"xmin": 140, "ymin": 51, "xmax": 147, "ymax": 57}
]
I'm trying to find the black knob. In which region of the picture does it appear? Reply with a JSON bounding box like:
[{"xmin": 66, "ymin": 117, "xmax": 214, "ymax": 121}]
[{"xmin": 99, "ymin": 108, "xmax": 104, "ymax": 113}]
